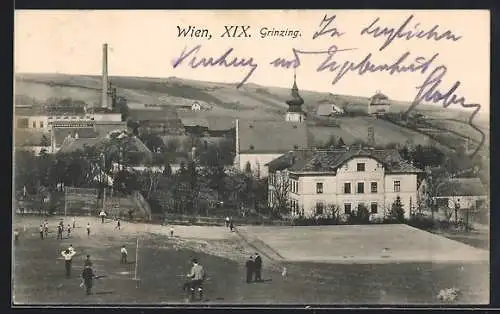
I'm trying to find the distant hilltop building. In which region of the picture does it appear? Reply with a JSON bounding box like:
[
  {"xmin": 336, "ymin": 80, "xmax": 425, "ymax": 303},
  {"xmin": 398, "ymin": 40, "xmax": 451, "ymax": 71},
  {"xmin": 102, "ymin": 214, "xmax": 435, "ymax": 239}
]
[
  {"xmin": 368, "ymin": 91, "xmax": 390, "ymax": 116},
  {"xmin": 316, "ymin": 102, "xmax": 345, "ymax": 117},
  {"xmin": 234, "ymin": 73, "xmax": 309, "ymax": 178}
]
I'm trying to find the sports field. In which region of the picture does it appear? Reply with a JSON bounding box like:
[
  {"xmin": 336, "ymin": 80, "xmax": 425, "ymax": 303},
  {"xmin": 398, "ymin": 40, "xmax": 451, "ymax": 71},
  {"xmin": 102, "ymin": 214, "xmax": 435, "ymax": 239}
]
[{"xmin": 12, "ymin": 216, "xmax": 489, "ymax": 305}]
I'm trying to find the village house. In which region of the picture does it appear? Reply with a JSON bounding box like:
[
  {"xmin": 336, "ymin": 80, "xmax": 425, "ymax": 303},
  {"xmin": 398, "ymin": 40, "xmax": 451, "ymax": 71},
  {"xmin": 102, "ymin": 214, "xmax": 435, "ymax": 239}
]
[
  {"xmin": 433, "ymin": 177, "xmax": 488, "ymax": 211},
  {"xmin": 128, "ymin": 106, "xmax": 184, "ymax": 135},
  {"xmin": 266, "ymin": 147, "xmax": 423, "ymax": 218}
]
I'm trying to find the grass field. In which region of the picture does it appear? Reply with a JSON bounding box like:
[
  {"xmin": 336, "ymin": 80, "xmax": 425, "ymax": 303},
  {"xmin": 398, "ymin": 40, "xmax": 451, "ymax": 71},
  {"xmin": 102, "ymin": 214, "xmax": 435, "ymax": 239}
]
[{"xmin": 13, "ymin": 216, "xmax": 489, "ymax": 305}]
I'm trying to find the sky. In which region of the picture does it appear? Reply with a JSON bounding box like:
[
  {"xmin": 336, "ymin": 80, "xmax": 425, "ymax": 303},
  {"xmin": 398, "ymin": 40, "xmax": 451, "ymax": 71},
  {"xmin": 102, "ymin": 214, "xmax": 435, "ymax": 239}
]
[{"xmin": 14, "ymin": 10, "xmax": 490, "ymax": 113}]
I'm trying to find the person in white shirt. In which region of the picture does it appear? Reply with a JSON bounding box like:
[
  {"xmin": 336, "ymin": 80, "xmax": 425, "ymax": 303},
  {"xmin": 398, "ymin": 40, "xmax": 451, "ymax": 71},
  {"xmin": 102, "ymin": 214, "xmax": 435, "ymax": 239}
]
[
  {"xmin": 225, "ymin": 216, "xmax": 230, "ymax": 228},
  {"xmin": 61, "ymin": 248, "xmax": 77, "ymax": 278},
  {"xmin": 120, "ymin": 245, "xmax": 128, "ymax": 264},
  {"xmin": 99, "ymin": 210, "xmax": 107, "ymax": 224},
  {"xmin": 68, "ymin": 244, "xmax": 76, "ymax": 254}
]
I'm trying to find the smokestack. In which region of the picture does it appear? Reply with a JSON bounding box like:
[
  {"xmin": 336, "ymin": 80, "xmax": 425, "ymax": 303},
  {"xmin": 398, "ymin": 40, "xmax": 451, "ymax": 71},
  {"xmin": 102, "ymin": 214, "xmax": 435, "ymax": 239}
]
[{"xmin": 101, "ymin": 43, "xmax": 109, "ymax": 109}]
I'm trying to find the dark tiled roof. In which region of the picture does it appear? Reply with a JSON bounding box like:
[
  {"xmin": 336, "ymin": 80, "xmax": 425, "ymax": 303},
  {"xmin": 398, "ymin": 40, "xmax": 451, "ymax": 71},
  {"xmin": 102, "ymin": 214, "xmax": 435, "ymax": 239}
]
[
  {"xmin": 181, "ymin": 117, "xmax": 209, "ymax": 128},
  {"xmin": 237, "ymin": 120, "xmax": 309, "ymax": 154},
  {"xmin": 436, "ymin": 178, "xmax": 488, "ymax": 197},
  {"xmin": 94, "ymin": 121, "xmax": 128, "ymax": 135},
  {"xmin": 57, "ymin": 138, "xmax": 102, "ymax": 153},
  {"xmin": 206, "ymin": 117, "xmax": 235, "ymax": 131},
  {"xmin": 267, "ymin": 148, "xmax": 423, "ymax": 174},
  {"xmin": 53, "ymin": 127, "xmax": 98, "ymax": 147}
]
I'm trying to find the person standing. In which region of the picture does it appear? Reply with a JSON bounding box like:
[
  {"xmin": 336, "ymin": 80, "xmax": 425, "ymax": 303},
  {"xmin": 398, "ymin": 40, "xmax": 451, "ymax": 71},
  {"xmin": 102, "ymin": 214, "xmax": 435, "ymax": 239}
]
[
  {"xmin": 170, "ymin": 226, "xmax": 174, "ymax": 237},
  {"xmin": 99, "ymin": 210, "xmax": 106, "ymax": 224},
  {"xmin": 81, "ymin": 265, "xmax": 95, "ymax": 295},
  {"xmin": 57, "ymin": 225, "xmax": 63, "ymax": 240},
  {"xmin": 115, "ymin": 218, "xmax": 121, "ymax": 231},
  {"xmin": 68, "ymin": 244, "xmax": 76, "ymax": 254},
  {"xmin": 67, "ymin": 224, "xmax": 72, "ymax": 238},
  {"xmin": 254, "ymin": 253, "xmax": 262, "ymax": 282},
  {"xmin": 14, "ymin": 229, "xmax": 20, "ymax": 244},
  {"xmin": 44, "ymin": 222, "xmax": 49, "ymax": 238},
  {"xmin": 39, "ymin": 225, "xmax": 44, "ymax": 240},
  {"xmin": 120, "ymin": 245, "xmax": 128, "ymax": 264},
  {"xmin": 84, "ymin": 254, "xmax": 93, "ymax": 267},
  {"xmin": 225, "ymin": 216, "xmax": 230, "ymax": 228},
  {"xmin": 86, "ymin": 222, "xmax": 91, "ymax": 237},
  {"xmin": 61, "ymin": 248, "xmax": 76, "ymax": 278},
  {"xmin": 72, "ymin": 217, "xmax": 76, "ymax": 229},
  {"xmin": 245, "ymin": 256, "xmax": 254, "ymax": 283},
  {"xmin": 183, "ymin": 258, "xmax": 206, "ymax": 300},
  {"xmin": 229, "ymin": 220, "xmax": 234, "ymax": 232}
]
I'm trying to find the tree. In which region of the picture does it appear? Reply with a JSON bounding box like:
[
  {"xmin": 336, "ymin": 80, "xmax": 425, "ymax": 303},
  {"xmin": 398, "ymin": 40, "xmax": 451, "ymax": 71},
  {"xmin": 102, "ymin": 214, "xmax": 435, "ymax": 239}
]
[
  {"xmin": 270, "ymin": 173, "xmax": 290, "ymax": 217},
  {"xmin": 163, "ymin": 161, "xmax": 172, "ymax": 177},
  {"xmin": 244, "ymin": 161, "xmax": 252, "ymax": 174},
  {"xmin": 388, "ymin": 196, "xmax": 405, "ymax": 223},
  {"xmin": 40, "ymin": 134, "xmax": 50, "ymax": 147}
]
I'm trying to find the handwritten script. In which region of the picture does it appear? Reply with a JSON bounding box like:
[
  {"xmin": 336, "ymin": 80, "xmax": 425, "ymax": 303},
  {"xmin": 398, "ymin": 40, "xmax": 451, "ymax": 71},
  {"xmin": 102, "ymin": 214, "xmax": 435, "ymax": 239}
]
[{"xmin": 171, "ymin": 13, "xmax": 484, "ymax": 157}]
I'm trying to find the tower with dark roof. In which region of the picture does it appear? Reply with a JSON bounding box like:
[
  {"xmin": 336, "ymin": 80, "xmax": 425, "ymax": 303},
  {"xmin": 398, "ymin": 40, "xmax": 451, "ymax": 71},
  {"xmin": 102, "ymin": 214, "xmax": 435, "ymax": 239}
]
[{"xmin": 285, "ymin": 71, "xmax": 306, "ymax": 123}]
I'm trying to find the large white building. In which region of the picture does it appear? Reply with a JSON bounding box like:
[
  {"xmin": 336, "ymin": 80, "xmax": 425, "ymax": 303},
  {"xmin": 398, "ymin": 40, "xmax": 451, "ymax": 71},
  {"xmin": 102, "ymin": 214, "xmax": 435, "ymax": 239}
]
[{"xmin": 266, "ymin": 147, "xmax": 423, "ymax": 218}]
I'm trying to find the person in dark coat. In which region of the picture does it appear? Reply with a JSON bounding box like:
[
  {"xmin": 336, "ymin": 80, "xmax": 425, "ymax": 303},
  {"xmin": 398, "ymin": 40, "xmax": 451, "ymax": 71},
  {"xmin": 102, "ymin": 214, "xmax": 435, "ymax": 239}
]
[
  {"xmin": 81, "ymin": 265, "xmax": 94, "ymax": 295},
  {"xmin": 229, "ymin": 220, "xmax": 234, "ymax": 232},
  {"xmin": 245, "ymin": 256, "xmax": 254, "ymax": 283},
  {"xmin": 253, "ymin": 253, "xmax": 262, "ymax": 282}
]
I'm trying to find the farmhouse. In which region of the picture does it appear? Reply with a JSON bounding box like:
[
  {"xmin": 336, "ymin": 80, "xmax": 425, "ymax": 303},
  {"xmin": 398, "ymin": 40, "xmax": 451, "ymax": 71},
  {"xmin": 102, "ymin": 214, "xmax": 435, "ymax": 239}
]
[
  {"xmin": 368, "ymin": 92, "xmax": 390, "ymax": 116},
  {"xmin": 316, "ymin": 103, "xmax": 345, "ymax": 117},
  {"xmin": 434, "ymin": 177, "xmax": 488, "ymax": 211},
  {"xmin": 266, "ymin": 147, "xmax": 423, "ymax": 218}
]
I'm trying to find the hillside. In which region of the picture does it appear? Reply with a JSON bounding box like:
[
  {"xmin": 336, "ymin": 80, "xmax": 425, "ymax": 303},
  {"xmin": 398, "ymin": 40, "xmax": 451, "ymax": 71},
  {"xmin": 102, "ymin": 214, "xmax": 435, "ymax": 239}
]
[{"xmin": 14, "ymin": 73, "xmax": 489, "ymax": 152}]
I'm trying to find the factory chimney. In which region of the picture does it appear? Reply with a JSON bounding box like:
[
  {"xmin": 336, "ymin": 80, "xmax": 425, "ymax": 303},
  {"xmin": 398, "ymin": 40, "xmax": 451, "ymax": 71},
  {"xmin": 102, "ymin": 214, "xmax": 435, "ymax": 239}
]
[{"xmin": 101, "ymin": 43, "xmax": 109, "ymax": 109}]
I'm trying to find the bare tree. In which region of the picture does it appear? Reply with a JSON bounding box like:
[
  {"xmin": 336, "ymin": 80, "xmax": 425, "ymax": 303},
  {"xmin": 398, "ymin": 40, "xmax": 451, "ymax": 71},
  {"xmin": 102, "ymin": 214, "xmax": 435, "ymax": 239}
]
[{"xmin": 270, "ymin": 175, "xmax": 291, "ymax": 217}]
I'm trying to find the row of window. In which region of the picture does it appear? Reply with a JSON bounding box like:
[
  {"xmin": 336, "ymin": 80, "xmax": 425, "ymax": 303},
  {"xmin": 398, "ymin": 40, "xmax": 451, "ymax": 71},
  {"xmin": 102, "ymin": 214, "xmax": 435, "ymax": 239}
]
[
  {"xmin": 315, "ymin": 202, "xmax": 379, "ymax": 215},
  {"xmin": 316, "ymin": 181, "xmax": 401, "ymax": 194}
]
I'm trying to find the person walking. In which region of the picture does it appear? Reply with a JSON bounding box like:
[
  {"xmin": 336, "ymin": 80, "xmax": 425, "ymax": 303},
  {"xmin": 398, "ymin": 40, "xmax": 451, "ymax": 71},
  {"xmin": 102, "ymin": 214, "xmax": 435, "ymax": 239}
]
[
  {"xmin": 61, "ymin": 248, "xmax": 76, "ymax": 278},
  {"xmin": 81, "ymin": 265, "xmax": 95, "ymax": 295},
  {"xmin": 183, "ymin": 258, "xmax": 206, "ymax": 301},
  {"xmin": 39, "ymin": 225, "xmax": 44, "ymax": 240},
  {"xmin": 254, "ymin": 253, "xmax": 262, "ymax": 282},
  {"xmin": 245, "ymin": 255, "xmax": 254, "ymax": 283},
  {"xmin": 86, "ymin": 222, "xmax": 91, "ymax": 237},
  {"xmin": 229, "ymin": 220, "xmax": 234, "ymax": 232},
  {"xmin": 120, "ymin": 245, "xmax": 128, "ymax": 264}
]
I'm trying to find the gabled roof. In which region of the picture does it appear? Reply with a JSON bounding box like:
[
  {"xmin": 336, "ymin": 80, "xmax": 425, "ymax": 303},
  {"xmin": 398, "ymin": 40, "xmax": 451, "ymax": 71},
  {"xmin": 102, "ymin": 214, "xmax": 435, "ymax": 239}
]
[
  {"xmin": 237, "ymin": 120, "xmax": 309, "ymax": 154},
  {"xmin": 266, "ymin": 147, "xmax": 423, "ymax": 174},
  {"xmin": 181, "ymin": 117, "xmax": 209, "ymax": 128},
  {"xmin": 53, "ymin": 127, "xmax": 98, "ymax": 147},
  {"xmin": 436, "ymin": 177, "xmax": 488, "ymax": 197}
]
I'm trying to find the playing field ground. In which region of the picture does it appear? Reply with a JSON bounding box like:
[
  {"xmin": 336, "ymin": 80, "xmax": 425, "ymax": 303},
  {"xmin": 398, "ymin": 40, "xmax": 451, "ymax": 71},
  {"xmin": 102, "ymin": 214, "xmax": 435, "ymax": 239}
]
[{"xmin": 12, "ymin": 216, "xmax": 489, "ymax": 305}]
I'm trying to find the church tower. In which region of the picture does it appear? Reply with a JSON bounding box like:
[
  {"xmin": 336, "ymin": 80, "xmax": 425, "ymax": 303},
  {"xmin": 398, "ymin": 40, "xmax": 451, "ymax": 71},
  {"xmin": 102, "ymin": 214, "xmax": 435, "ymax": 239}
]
[{"xmin": 285, "ymin": 71, "xmax": 306, "ymax": 123}]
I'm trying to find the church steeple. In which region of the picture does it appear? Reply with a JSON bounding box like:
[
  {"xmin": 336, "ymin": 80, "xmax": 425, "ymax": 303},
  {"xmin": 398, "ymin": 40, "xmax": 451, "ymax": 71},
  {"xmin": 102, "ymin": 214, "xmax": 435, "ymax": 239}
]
[{"xmin": 285, "ymin": 70, "xmax": 306, "ymax": 123}]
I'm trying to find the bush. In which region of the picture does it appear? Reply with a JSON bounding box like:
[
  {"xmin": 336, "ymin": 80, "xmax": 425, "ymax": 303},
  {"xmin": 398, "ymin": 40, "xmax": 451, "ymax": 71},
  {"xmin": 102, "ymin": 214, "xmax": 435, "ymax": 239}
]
[{"xmin": 387, "ymin": 196, "xmax": 405, "ymax": 223}]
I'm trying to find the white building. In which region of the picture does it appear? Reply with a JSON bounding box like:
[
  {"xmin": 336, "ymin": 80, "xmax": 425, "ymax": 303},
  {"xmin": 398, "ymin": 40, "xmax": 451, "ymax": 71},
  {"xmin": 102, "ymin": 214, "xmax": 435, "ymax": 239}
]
[
  {"xmin": 434, "ymin": 177, "xmax": 488, "ymax": 210},
  {"xmin": 316, "ymin": 103, "xmax": 345, "ymax": 117},
  {"xmin": 191, "ymin": 102, "xmax": 202, "ymax": 111},
  {"xmin": 267, "ymin": 147, "xmax": 423, "ymax": 218}
]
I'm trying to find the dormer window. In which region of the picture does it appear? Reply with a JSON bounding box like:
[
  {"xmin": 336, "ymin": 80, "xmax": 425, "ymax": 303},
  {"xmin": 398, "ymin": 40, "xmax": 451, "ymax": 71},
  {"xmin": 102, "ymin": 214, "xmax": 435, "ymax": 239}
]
[{"xmin": 249, "ymin": 145, "xmax": 255, "ymax": 150}]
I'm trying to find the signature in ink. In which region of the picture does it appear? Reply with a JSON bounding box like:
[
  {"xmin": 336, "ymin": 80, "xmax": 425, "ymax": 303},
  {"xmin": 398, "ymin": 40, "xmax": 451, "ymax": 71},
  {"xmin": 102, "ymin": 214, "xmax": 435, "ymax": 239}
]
[
  {"xmin": 171, "ymin": 45, "xmax": 258, "ymax": 88},
  {"xmin": 312, "ymin": 14, "xmax": 345, "ymax": 39},
  {"xmin": 361, "ymin": 15, "xmax": 463, "ymax": 51},
  {"xmin": 404, "ymin": 65, "xmax": 484, "ymax": 157}
]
